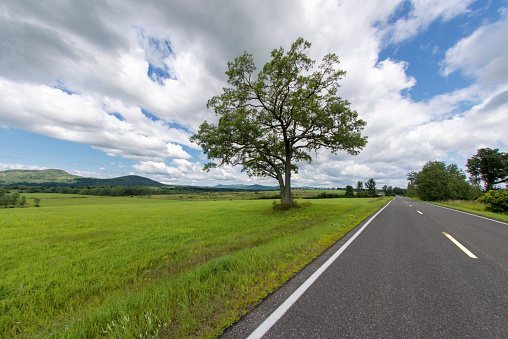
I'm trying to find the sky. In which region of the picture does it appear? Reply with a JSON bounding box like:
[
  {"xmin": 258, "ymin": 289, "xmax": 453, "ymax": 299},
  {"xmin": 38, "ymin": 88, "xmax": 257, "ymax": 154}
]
[{"xmin": 1, "ymin": 0, "xmax": 507, "ymax": 188}]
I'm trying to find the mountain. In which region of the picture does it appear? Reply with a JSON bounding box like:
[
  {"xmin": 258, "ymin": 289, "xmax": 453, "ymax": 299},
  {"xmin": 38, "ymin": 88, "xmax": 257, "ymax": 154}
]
[{"xmin": 0, "ymin": 169, "xmax": 164, "ymax": 187}]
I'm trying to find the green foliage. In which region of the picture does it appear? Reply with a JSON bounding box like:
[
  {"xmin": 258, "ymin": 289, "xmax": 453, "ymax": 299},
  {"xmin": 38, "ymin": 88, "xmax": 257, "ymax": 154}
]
[
  {"xmin": 414, "ymin": 161, "xmax": 478, "ymax": 201},
  {"xmin": 7, "ymin": 184, "xmax": 271, "ymax": 198},
  {"xmin": 0, "ymin": 188, "xmax": 7, "ymax": 208},
  {"xmin": 477, "ymin": 190, "xmax": 508, "ymax": 213},
  {"xmin": 356, "ymin": 180, "xmax": 363, "ymax": 192},
  {"xmin": 191, "ymin": 38, "xmax": 367, "ymax": 205},
  {"xmin": 405, "ymin": 171, "xmax": 418, "ymax": 197},
  {"xmin": 365, "ymin": 178, "xmax": 377, "ymax": 197},
  {"xmin": 0, "ymin": 190, "xmax": 29, "ymax": 208},
  {"xmin": 0, "ymin": 194, "xmax": 391, "ymax": 337},
  {"xmin": 310, "ymin": 192, "xmax": 342, "ymax": 199},
  {"xmin": 466, "ymin": 148, "xmax": 508, "ymax": 191},
  {"xmin": 393, "ymin": 187, "xmax": 406, "ymax": 195},
  {"xmin": 345, "ymin": 185, "xmax": 354, "ymax": 197},
  {"xmin": 32, "ymin": 197, "xmax": 41, "ymax": 207},
  {"xmin": 386, "ymin": 186, "xmax": 394, "ymax": 196},
  {"xmin": 381, "ymin": 185, "xmax": 395, "ymax": 196},
  {"xmin": 9, "ymin": 192, "xmax": 20, "ymax": 207},
  {"xmin": 0, "ymin": 169, "xmax": 78, "ymax": 186},
  {"xmin": 415, "ymin": 162, "xmax": 450, "ymax": 201},
  {"xmin": 18, "ymin": 196, "xmax": 27, "ymax": 208}
]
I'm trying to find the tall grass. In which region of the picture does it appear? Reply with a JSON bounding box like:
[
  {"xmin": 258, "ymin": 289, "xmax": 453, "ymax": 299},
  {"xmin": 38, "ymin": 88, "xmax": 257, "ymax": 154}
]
[{"xmin": 1, "ymin": 195, "xmax": 391, "ymax": 337}]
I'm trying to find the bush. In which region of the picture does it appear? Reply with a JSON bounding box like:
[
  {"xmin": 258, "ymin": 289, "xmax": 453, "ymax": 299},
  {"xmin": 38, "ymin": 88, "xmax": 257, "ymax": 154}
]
[
  {"xmin": 477, "ymin": 190, "xmax": 508, "ymax": 213},
  {"xmin": 32, "ymin": 198, "xmax": 41, "ymax": 207},
  {"xmin": 356, "ymin": 191, "xmax": 369, "ymax": 198}
]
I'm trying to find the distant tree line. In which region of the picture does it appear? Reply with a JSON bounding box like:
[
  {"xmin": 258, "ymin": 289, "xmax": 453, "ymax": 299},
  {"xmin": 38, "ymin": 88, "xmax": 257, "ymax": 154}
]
[
  {"xmin": 3, "ymin": 185, "xmax": 263, "ymax": 197},
  {"xmin": 343, "ymin": 179, "xmax": 404, "ymax": 198}
]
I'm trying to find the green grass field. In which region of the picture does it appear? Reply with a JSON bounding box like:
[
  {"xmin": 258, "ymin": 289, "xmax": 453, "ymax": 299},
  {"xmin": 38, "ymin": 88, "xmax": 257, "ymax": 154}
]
[{"xmin": 1, "ymin": 194, "xmax": 391, "ymax": 338}]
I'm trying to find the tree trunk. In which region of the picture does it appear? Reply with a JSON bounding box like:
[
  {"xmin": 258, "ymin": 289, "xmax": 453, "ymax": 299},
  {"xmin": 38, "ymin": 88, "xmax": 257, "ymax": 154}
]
[
  {"xmin": 281, "ymin": 185, "xmax": 292, "ymax": 204},
  {"xmin": 277, "ymin": 176, "xmax": 286, "ymax": 203},
  {"xmin": 281, "ymin": 144, "xmax": 292, "ymax": 205},
  {"xmin": 282, "ymin": 172, "xmax": 292, "ymax": 205}
]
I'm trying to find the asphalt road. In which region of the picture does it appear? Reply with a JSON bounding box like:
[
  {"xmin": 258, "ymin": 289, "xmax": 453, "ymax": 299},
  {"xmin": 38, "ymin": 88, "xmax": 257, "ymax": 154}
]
[{"xmin": 221, "ymin": 197, "xmax": 508, "ymax": 338}]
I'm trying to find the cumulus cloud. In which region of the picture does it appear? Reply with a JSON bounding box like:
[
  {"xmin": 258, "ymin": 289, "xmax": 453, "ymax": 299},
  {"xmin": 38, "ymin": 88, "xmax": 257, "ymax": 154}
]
[
  {"xmin": 0, "ymin": 163, "xmax": 47, "ymax": 171},
  {"xmin": 132, "ymin": 161, "xmax": 182, "ymax": 176},
  {"xmin": 381, "ymin": 0, "xmax": 475, "ymax": 44},
  {"xmin": 0, "ymin": 79, "xmax": 192, "ymax": 161},
  {"xmin": 0, "ymin": 0, "xmax": 507, "ymax": 187},
  {"xmin": 442, "ymin": 9, "xmax": 508, "ymax": 85}
]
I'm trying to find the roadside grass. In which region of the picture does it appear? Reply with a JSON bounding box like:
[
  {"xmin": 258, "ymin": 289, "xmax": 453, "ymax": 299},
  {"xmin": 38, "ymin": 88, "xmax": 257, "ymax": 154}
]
[
  {"xmin": 421, "ymin": 199, "xmax": 508, "ymax": 223},
  {"xmin": 1, "ymin": 195, "xmax": 391, "ymax": 338}
]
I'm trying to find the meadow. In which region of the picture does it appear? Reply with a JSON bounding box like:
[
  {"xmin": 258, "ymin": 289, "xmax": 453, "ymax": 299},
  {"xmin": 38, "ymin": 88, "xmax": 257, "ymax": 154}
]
[{"xmin": 1, "ymin": 193, "xmax": 391, "ymax": 338}]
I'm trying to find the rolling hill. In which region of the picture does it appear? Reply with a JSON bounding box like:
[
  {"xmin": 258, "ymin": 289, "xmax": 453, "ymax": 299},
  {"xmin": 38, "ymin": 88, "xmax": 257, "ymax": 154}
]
[{"xmin": 0, "ymin": 169, "xmax": 164, "ymax": 187}]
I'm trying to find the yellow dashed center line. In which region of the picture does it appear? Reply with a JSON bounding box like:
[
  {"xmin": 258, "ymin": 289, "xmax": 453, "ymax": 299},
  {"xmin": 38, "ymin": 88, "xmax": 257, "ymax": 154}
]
[{"xmin": 442, "ymin": 232, "xmax": 478, "ymax": 259}]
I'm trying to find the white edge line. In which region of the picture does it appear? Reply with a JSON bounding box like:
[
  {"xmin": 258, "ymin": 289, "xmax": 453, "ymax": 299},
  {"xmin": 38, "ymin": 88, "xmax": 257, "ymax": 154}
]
[
  {"xmin": 429, "ymin": 203, "xmax": 508, "ymax": 225},
  {"xmin": 246, "ymin": 199, "xmax": 394, "ymax": 339},
  {"xmin": 442, "ymin": 232, "xmax": 478, "ymax": 259}
]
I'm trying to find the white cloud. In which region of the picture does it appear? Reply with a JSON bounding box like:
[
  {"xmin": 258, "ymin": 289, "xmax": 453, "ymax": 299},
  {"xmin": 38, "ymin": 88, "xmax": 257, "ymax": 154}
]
[
  {"xmin": 132, "ymin": 161, "xmax": 181, "ymax": 176},
  {"xmin": 0, "ymin": 163, "xmax": 47, "ymax": 171},
  {"xmin": 172, "ymin": 159, "xmax": 193, "ymax": 172},
  {"xmin": 0, "ymin": 79, "xmax": 192, "ymax": 162},
  {"xmin": 442, "ymin": 9, "xmax": 508, "ymax": 85},
  {"xmin": 0, "ymin": 0, "xmax": 507, "ymax": 187},
  {"xmin": 381, "ymin": 0, "xmax": 475, "ymax": 44}
]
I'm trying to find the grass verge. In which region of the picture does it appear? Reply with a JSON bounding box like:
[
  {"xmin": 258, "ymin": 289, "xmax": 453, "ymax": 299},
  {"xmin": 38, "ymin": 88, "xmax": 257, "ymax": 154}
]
[
  {"xmin": 1, "ymin": 195, "xmax": 391, "ymax": 338},
  {"xmin": 425, "ymin": 199, "xmax": 508, "ymax": 223}
]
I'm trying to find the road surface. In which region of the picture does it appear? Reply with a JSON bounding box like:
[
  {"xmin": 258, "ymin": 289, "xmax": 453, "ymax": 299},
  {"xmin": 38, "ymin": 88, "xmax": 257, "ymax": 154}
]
[{"xmin": 221, "ymin": 197, "xmax": 508, "ymax": 338}]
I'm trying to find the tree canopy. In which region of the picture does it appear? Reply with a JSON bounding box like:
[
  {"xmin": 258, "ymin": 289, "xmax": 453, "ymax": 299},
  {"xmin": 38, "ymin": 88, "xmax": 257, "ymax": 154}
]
[
  {"xmin": 466, "ymin": 148, "xmax": 508, "ymax": 191},
  {"xmin": 412, "ymin": 161, "xmax": 477, "ymax": 201},
  {"xmin": 345, "ymin": 185, "xmax": 354, "ymax": 197},
  {"xmin": 365, "ymin": 178, "xmax": 377, "ymax": 197},
  {"xmin": 191, "ymin": 38, "xmax": 367, "ymax": 205}
]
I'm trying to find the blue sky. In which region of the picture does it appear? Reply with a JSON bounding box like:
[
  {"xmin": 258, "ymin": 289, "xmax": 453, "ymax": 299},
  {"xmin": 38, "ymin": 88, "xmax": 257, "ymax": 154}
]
[{"xmin": 1, "ymin": 0, "xmax": 507, "ymax": 188}]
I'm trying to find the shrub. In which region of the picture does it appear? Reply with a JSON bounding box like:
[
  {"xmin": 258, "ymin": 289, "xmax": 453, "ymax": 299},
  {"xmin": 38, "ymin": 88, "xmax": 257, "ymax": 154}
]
[
  {"xmin": 32, "ymin": 198, "xmax": 41, "ymax": 207},
  {"xmin": 477, "ymin": 190, "xmax": 508, "ymax": 213}
]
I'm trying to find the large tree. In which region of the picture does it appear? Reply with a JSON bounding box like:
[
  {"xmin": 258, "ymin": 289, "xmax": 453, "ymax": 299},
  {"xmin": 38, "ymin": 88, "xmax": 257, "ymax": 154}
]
[
  {"xmin": 466, "ymin": 148, "xmax": 508, "ymax": 191},
  {"xmin": 414, "ymin": 161, "xmax": 476, "ymax": 201},
  {"xmin": 191, "ymin": 38, "xmax": 367, "ymax": 205},
  {"xmin": 365, "ymin": 178, "xmax": 377, "ymax": 197}
]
